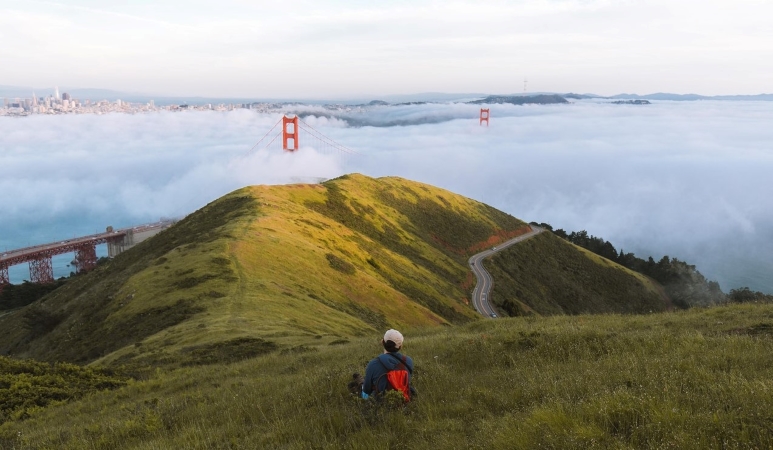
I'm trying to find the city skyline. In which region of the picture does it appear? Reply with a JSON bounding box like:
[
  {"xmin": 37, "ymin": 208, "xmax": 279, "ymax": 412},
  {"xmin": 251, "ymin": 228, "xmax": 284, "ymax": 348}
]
[{"xmin": 1, "ymin": 0, "xmax": 771, "ymax": 98}]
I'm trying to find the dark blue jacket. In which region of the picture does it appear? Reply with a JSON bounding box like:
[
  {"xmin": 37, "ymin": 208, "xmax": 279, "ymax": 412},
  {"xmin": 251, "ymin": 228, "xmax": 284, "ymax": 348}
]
[{"xmin": 363, "ymin": 352, "xmax": 414, "ymax": 396}]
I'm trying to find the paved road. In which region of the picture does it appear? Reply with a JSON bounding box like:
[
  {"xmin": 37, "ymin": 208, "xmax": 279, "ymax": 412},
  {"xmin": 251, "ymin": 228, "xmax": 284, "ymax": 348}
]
[{"xmin": 469, "ymin": 226, "xmax": 544, "ymax": 318}]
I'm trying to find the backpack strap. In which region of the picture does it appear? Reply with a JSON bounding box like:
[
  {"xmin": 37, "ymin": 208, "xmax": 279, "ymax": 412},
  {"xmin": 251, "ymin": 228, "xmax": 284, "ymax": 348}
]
[{"xmin": 385, "ymin": 353, "xmax": 412, "ymax": 375}]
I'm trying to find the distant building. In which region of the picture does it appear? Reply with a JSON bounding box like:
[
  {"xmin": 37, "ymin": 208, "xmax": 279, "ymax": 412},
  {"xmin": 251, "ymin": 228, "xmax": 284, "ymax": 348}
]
[{"xmin": 62, "ymin": 92, "xmax": 71, "ymax": 101}]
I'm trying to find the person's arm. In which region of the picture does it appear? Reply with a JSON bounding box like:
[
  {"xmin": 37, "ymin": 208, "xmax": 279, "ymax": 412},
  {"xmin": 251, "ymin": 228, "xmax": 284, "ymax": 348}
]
[
  {"xmin": 406, "ymin": 356, "xmax": 414, "ymax": 374},
  {"xmin": 362, "ymin": 359, "xmax": 377, "ymax": 396}
]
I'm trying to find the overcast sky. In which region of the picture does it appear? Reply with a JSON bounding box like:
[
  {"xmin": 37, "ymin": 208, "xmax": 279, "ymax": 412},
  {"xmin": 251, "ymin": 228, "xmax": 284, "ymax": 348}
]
[{"xmin": 1, "ymin": 0, "xmax": 771, "ymax": 98}]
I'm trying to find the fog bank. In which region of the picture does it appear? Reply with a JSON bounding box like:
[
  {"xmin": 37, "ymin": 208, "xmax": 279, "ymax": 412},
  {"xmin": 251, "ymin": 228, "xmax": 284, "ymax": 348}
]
[{"xmin": 1, "ymin": 100, "xmax": 771, "ymax": 293}]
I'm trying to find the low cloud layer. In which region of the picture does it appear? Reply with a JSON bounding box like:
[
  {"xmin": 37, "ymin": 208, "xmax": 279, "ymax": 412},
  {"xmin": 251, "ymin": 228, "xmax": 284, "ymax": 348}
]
[{"xmin": 2, "ymin": 101, "xmax": 771, "ymax": 293}]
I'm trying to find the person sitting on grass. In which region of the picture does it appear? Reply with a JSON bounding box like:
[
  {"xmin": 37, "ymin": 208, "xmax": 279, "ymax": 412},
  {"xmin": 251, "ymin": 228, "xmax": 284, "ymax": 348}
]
[{"xmin": 361, "ymin": 329, "xmax": 415, "ymax": 402}]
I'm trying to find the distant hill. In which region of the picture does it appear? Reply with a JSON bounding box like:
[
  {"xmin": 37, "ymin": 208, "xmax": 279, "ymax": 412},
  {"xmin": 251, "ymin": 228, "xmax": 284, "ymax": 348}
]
[
  {"xmin": 611, "ymin": 99, "xmax": 651, "ymax": 105},
  {"xmin": 608, "ymin": 93, "xmax": 773, "ymax": 101},
  {"xmin": 0, "ymin": 174, "xmax": 668, "ymax": 367},
  {"xmin": 468, "ymin": 94, "xmax": 569, "ymax": 105}
]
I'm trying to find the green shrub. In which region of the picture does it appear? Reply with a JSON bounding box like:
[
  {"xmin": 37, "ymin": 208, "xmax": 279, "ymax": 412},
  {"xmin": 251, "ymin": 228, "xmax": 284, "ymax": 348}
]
[
  {"xmin": 21, "ymin": 306, "xmax": 63, "ymax": 338},
  {"xmin": 326, "ymin": 253, "xmax": 356, "ymax": 275},
  {"xmin": 0, "ymin": 356, "xmax": 126, "ymax": 426}
]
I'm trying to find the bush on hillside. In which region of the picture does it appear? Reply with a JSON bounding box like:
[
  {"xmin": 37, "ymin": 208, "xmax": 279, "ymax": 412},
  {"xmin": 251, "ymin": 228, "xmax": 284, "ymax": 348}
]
[
  {"xmin": 534, "ymin": 223, "xmax": 727, "ymax": 307},
  {"xmin": 729, "ymin": 287, "xmax": 773, "ymax": 303},
  {"xmin": 181, "ymin": 337, "xmax": 278, "ymax": 366},
  {"xmin": 0, "ymin": 356, "xmax": 126, "ymax": 425},
  {"xmin": 326, "ymin": 253, "xmax": 356, "ymax": 275},
  {"xmin": 0, "ymin": 280, "xmax": 68, "ymax": 311},
  {"xmin": 21, "ymin": 305, "xmax": 63, "ymax": 338}
]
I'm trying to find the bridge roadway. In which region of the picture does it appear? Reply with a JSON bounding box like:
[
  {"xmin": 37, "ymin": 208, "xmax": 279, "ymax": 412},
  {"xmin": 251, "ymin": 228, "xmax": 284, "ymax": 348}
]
[
  {"xmin": 0, "ymin": 221, "xmax": 174, "ymax": 284},
  {"xmin": 469, "ymin": 225, "xmax": 544, "ymax": 318}
]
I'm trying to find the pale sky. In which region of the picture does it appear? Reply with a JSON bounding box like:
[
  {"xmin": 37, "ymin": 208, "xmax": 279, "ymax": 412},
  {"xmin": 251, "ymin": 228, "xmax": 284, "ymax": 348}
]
[{"xmin": 1, "ymin": 0, "xmax": 771, "ymax": 98}]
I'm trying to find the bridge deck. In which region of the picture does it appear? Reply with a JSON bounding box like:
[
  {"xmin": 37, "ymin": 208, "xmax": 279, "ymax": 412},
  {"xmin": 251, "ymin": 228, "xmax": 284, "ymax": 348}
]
[{"xmin": 0, "ymin": 221, "xmax": 173, "ymax": 268}]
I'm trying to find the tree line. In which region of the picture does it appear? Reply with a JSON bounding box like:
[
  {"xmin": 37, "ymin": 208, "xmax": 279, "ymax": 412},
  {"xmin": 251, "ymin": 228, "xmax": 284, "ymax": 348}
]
[{"xmin": 532, "ymin": 223, "xmax": 773, "ymax": 308}]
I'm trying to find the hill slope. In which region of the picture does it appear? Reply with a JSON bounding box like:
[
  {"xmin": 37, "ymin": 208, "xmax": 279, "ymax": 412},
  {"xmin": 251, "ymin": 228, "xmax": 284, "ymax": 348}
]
[
  {"xmin": 0, "ymin": 175, "xmax": 528, "ymax": 366},
  {"xmin": 0, "ymin": 174, "xmax": 668, "ymax": 368},
  {"xmin": 3, "ymin": 303, "xmax": 773, "ymax": 448},
  {"xmin": 488, "ymin": 232, "xmax": 667, "ymax": 316}
]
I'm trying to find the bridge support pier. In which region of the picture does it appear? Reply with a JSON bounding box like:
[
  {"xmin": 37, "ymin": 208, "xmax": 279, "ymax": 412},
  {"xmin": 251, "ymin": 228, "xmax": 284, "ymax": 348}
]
[
  {"xmin": 0, "ymin": 265, "xmax": 9, "ymax": 293},
  {"xmin": 107, "ymin": 232, "xmax": 133, "ymax": 258},
  {"xmin": 29, "ymin": 256, "xmax": 54, "ymax": 284},
  {"xmin": 74, "ymin": 244, "xmax": 98, "ymax": 273}
]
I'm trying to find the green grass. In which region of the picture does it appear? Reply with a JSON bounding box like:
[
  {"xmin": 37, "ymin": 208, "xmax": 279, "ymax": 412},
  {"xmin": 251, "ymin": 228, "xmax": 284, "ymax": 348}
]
[
  {"xmin": 2, "ymin": 175, "xmax": 516, "ymax": 368},
  {"xmin": 0, "ymin": 190, "xmax": 257, "ymax": 365},
  {"xmin": 0, "ymin": 357, "xmax": 126, "ymax": 425},
  {"xmin": 3, "ymin": 303, "xmax": 773, "ymax": 449},
  {"xmin": 488, "ymin": 232, "xmax": 667, "ymax": 316},
  {"xmin": 0, "ymin": 175, "xmax": 680, "ymax": 373}
]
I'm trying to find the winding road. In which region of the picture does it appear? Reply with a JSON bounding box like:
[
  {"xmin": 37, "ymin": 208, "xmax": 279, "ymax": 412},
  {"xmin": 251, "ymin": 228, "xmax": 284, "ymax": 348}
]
[{"xmin": 469, "ymin": 225, "xmax": 543, "ymax": 318}]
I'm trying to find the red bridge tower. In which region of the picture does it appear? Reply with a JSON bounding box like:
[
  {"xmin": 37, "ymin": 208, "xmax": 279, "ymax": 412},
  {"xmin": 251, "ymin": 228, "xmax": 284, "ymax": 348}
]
[
  {"xmin": 480, "ymin": 108, "xmax": 490, "ymax": 126},
  {"xmin": 283, "ymin": 115, "xmax": 299, "ymax": 151}
]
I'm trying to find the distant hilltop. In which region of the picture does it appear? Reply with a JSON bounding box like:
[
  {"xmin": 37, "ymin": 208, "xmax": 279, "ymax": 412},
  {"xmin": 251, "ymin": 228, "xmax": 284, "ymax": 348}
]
[
  {"xmin": 468, "ymin": 94, "xmax": 569, "ymax": 105},
  {"xmin": 566, "ymin": 92, "xmax": 773, "ymax": 102},
  {"xmin": 611, "ymin": 99, "xmax": 651, "ymax": 105}
]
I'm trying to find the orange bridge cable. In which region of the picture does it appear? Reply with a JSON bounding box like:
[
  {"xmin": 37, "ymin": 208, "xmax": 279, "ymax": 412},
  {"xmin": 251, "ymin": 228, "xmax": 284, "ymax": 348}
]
[
  {"xmin": 263, "ymin": 131, "xmax": 282, "ymax": 150},
  {"xmin": 244, "ymin": 117, "xmax": 283, "ymax": 156},
  {"xmin": 299, "ymin": 124, "xmax": 357, "ymax": 154},
  {"xmin": 298, "ymin": 118, "xmax": 359, "ymax": 155},
  {"xmin": 299, "ymin": 125, "xmax": 358, "ymax": 155}
]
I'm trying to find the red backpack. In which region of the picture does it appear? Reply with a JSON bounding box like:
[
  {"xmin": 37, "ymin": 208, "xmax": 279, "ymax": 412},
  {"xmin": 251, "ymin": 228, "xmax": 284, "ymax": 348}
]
[{"xmin": 375, "ymin": 354, "xmax": 412, "ymax": 402}]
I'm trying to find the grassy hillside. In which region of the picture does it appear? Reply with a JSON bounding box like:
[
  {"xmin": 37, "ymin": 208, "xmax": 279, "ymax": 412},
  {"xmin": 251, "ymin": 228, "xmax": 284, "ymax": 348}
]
[
  {"xmin": 0, "ymin": 357, "xmax": 126, "ymax": 424},
  {"xmin": 0, "ymin": 174, "xmax": 528, "ymax": 368},
  {"xmin": 2, "ymin": 303, "xmax": 773, "ymax": 449},
  {"xmin": 487, "ymin": 232, "xmax": 668, "ymax": 316}
]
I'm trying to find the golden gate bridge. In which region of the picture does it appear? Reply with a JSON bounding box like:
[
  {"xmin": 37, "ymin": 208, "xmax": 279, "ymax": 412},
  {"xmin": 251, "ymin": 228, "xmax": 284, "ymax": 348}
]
[
  {"xmin": 0, "ymin": 221, "xmax": 172, "ymax": 290},
  {"xmin": 248, "ymin": 114, "xmax": 358, "ymax": 155},
  {"xmin": 0, "ymin": 115, "xmax": 356, "ymax": 292}
]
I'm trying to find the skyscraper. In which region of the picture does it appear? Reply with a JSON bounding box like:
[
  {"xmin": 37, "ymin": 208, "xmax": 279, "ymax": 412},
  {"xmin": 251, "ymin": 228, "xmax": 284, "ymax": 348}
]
[{"xmin": 54, "ymin": 86, "xmax": 60, "ymax": 100}]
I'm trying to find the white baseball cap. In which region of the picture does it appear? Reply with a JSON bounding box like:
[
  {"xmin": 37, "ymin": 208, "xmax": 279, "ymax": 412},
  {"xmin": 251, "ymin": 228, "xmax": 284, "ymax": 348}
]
[{"xmin": 383, "ymin": 329, "xmax": 404, "ymax": 348}]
